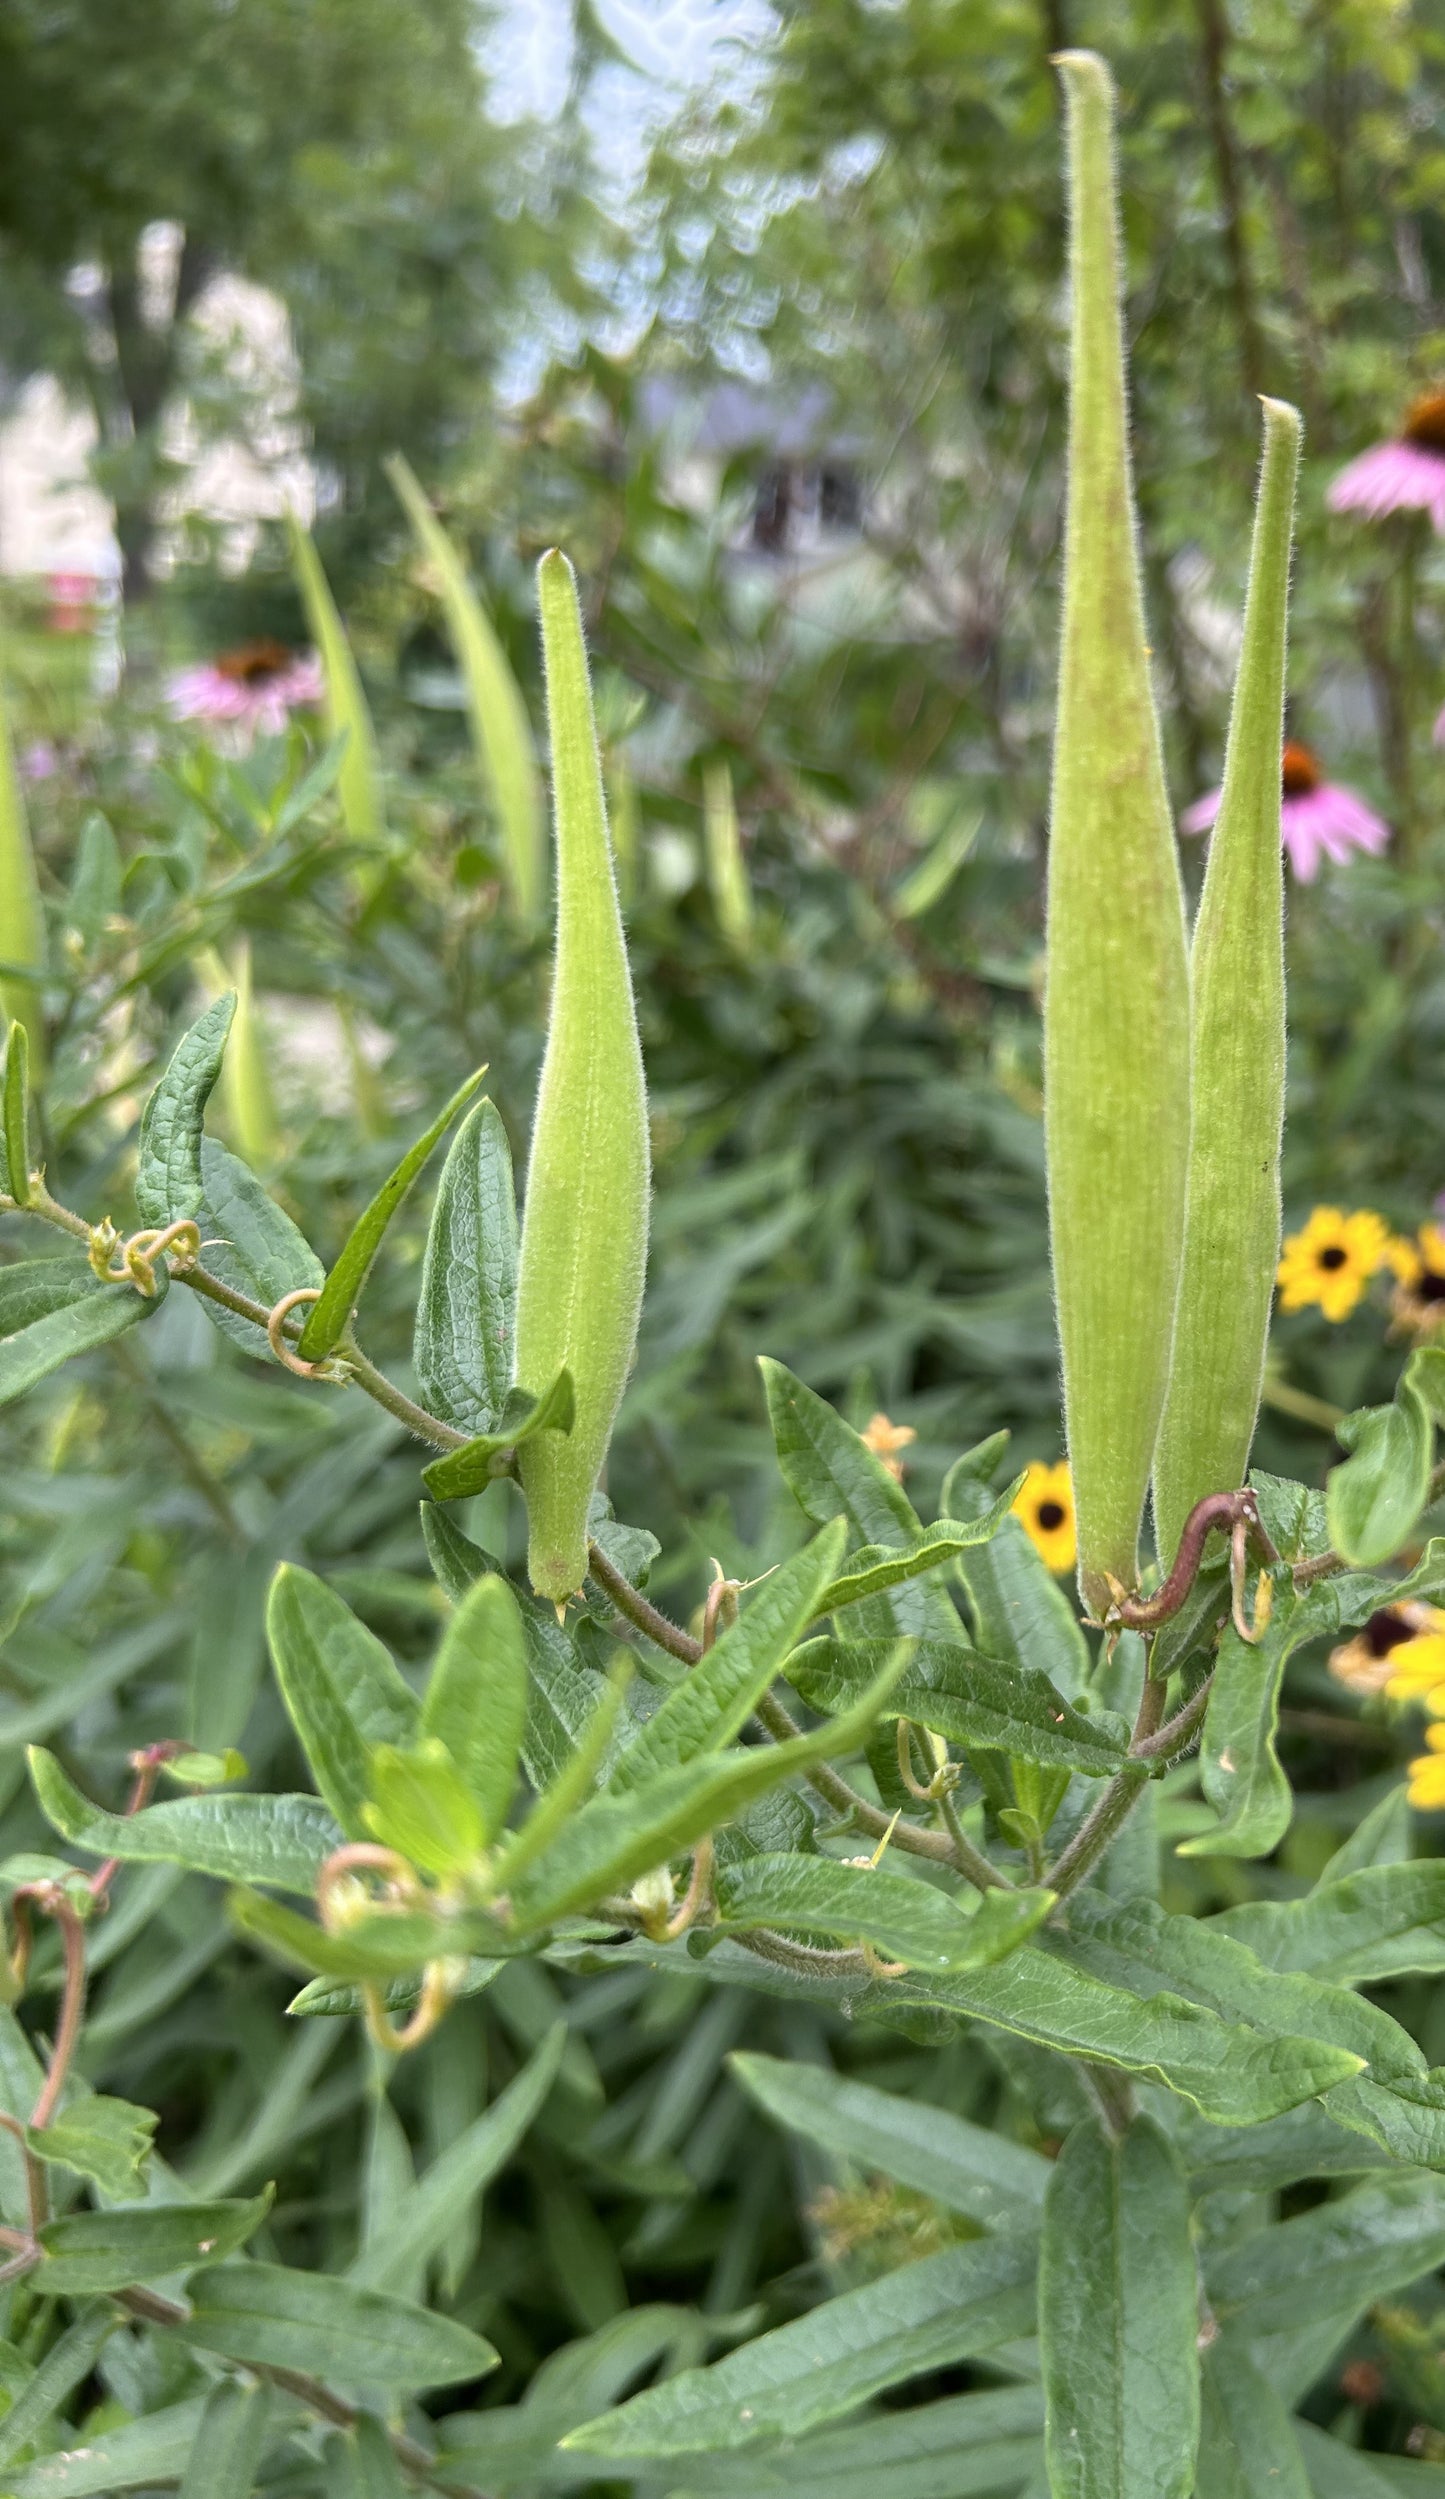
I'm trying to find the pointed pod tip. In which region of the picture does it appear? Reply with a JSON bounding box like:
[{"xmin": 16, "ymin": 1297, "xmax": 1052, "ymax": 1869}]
[
  {"xmin": 1052, "ymin": 48, "xmax": 1112, "ymax": 98},
  {"xmin": 1258, "ymin": 395, "xmax": 1304, "ymax": 439},
  {"xmin": 537, "ymin": 547, "xmax": 576, "ymax": 586}
]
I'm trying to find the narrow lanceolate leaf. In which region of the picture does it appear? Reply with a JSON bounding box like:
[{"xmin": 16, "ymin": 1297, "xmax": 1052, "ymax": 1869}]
[
  {"xmin": 28, "ymin": 1748, "xmax": 341, "ymax": 1894},
  {"xmin": 0, "ymin": 2307, "xmax": 118, "ymax": 2476},
  {"xmin": 387, "ymin": 452, "xmax": 544, "ymax": 919},
  {"xmin": 716, "ymin": 1855, "xmax": 1054, "ymax": 1974},
  {"xmin": 515, "ymin": 551, "xmax": 650, "ymax": 1601},
  {"xmin": 180, "ymin": 2260, "xmax": 498, "ymax": 2389},
  {"xmin": 266, "ymin": 1563, "xmax": 421, "ymax": 1837},
  {"xmin": 1211, "ymin": 1860, "xmax": 1445, "ymax": 1987},
  {"xmin": 1194, "ymin": 2337, "xmax": 1310, "ymax": 2499},
  {"xmin": 289, "ymin": 518, "xmax": 385, "ymax": 844},
  {"xmin": 729, "ymin": 2052, "xmax": 1051, "ymax": 2231},
  {"xmin": 1178, "ymin": 1592, "xmax": 1304, "ymax": 1860},
  {"xmin": 0, "ymin": 666, "xmax": 44, "ymax": 1052},
  {"xmin": 564, "ymin": 2237, "xmax": 1039, "ymax": 2458},
  {"xmin": 135, "ymin": 992, "xmax": 236, "ymax": 1224},
  {"xmin": 297, "ymin": 1066, "xmax": 486, "ymax": 1360},
  {"xmin": 1205, "ymin": 2170, "xmax": 1445, "ymax": 2339},
  {"xmin": 4, "ymin": 2401, "xmax": 214, "ymax": 2498},
  {"xmin": 759, "ymin": 1359, "xmax": 958, "ymax": 1640},
  {"xmin": 177, "ymin": 2377, "xmax": 274, "ymax": 2499},
  {"xmin": 35, "ymin": 2190, "xmax": 272, "ymax": 2294},
  {"xmin": 414, "ymin": 1098, "xmax": 519, "ymax": 1434},
  {"xmin": 0, "ymin": 1262, "xmax": 162, "ymax": 1407},
  {"xmin": 812, "ymin": 1492, "xmax": 1025, "ymax": 1620},
  {"xmin": 422, "ymin": 1572, "xmax": 529, "ymax": 1841},
  {"xmin": 1154, "ymin": 402, "xmax": 1301, "ymax": 1564},
  {"xmin": 658, "ymin": 2390, "xmax": 1043, "ymax": 2499},
  {"xmin": 420, "ymin": 1368, "xmax": 574, "ymax": 1501},
  {"xmin": 945, "ymin": 1471, "xmax": 1091, "ymax": 1699},
  {"xmin": 1044, "ymin": 52, "xmax": 1191, "ymax": 1611},
  {"xmin": 703, "ymin": 758, "xmax": 753, "ymax": 943},
  {"xmin": 194, "ymin": 1135, "xmax": 323, "ymax": 1361},
  {"xmin": 610, "ymin": 1520, "xmax": 847, "ymax": 1792},
  {"xmin": 1041, "ymin": 2115, "xmax": 1199, "ymax": 2499},
  {"xmin": 3, "ymin": 1021, "xmax": 31, "ymax": 1203},
  {"xmin": 786, "ymin": 1636, "xmax": 1129, "ymax": 1775}
]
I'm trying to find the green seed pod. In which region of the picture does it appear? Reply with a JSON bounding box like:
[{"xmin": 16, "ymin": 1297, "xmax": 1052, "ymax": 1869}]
[
  {"xmin": 1045, "ymin": 53, "xmax": 1191, "ymax": 1613},
  {"xmin": 516, "ymin": 551, "xmax": 650, "ymax": 1601},
  {"xmin": 288, "ymin": 517, "xmax": 385, "ymax": 848},
  {"xmin": 1153, "ymin": 399, "xmax": 1301, "ymax": 1565},
  {"xmin": 0, "ymin": 657, "xmax": 44, "ymax": 1067}
]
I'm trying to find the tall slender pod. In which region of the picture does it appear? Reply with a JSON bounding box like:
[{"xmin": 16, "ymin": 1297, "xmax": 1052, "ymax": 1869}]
[
  {"xmin": 0, "ymin": 667, "xmax": 43, "ymax": 1063},
  {"xmin": 1045, "ymin": 53, "xmax": 1192, "ymax": 1613},
  {"xmin": 515, "ymin": 553, "xmax": 650, "ymax": 1601},
  {"xmin": 288, "ymin": 519, "xmax": 385, "ymax": 848},
  {"xmin": 1153, "ymin": 401, "xmax": 1300, "ymax": 1563}
]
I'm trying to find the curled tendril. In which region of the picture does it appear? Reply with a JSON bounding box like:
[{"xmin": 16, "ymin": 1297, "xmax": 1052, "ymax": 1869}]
[
  {"xmin": 363, "ymin": 1962, "xmax": 458, "ymax": 2056},
  {"xmin": 89, "ymin": 1218, "xmax": 201, "ymax": 1298},
  {"xmin": 266, "ymin": 1286, "xmax": 329, "ymax": 1377}
]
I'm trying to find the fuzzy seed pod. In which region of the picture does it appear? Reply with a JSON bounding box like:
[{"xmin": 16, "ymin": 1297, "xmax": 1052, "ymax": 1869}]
[
  {"xmin": 1044, "ymin": 54, "xmax": 1192, "ymax": 1612},
  {"xmin": 516, "ymin": 552, "xmax": 650, "ymax": 1601},
  {"xmin": 0, "ymin": 664, "xmax": 43, "ymax": 1067},
  {"xmin": 1153, "ymin": 399, "xmax": 1301, "ymax": 1565}
]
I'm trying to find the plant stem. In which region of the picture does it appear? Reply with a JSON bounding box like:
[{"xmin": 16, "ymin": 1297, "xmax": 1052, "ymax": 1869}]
[
  {"xmin": 1044, "ymin": 1673, "xmax": 1166, "ymax": 1900},
  {"xmin": 338, "ymin": 1335, "xmax": 468, "ymax": 1451},
  {"xmin": 30, "ymin": 1902, "xmax": 86, "ymax": 2133}
]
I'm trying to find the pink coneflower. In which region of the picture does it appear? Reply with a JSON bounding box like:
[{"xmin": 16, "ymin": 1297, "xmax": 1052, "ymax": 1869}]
[
  {"xmin": 167, "ymin": 638, "xmax": 324, "ymax": 742},
  {"xmin": 1181, "ymin": 741, "xmax": 1391, "ymax": 883},
  {"xmin": 1328, "ymin": 389, "xmax": 1445, "ymax": 531}
]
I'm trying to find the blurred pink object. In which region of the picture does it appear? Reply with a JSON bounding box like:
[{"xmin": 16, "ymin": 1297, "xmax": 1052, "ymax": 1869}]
[
  {"xmin": 19, "ymin": 741, "xmax": 58, "ymax": 782},
  {"xmin": 1181, "ymin": 741, "xmax": 1390, "ymax": 883},
  {"xmin": 1328, "ymin": 389, "xmax": 1445, "ymax": 531},
  {"xmin": 167, "ymin": 638, "xmax": 324, "ymax": 741},
  {"xmin": 46, "ymin": 572, "xmax": 98, "ymax": 632}
]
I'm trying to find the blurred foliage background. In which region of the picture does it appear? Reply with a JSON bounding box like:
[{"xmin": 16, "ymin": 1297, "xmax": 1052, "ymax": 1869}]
[{"xmin": 11, "ymin": 0, "xmax": 1445, "ymax": 2472}]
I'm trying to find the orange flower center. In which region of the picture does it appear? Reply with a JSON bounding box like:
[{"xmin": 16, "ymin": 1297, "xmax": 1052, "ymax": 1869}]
[
  {"xmin": 1281, "ymin": 741, "xmax": 1320, "ymax": 797},
  {"xmin": 1403, "ymin": 389, "xmax": 1445, "ymax": 451},
  {"xmin": 215, "ymin": 637, "xmax": 292, "ymax": 687}
]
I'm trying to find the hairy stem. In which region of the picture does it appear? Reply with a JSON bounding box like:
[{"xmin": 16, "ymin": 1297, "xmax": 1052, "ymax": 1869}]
[{"xmin": 1045, "ymin": 1673, "xmax": 1166, "ymax": 1900}]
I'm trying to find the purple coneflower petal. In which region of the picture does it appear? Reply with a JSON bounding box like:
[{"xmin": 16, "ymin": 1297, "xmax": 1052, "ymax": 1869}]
[
  {"xmin": 1281, "ymin": 783, "xmax": 1390, "ymax": 880},
  {"xmin": 1327, "ymin": 440, "xmax": 1445, "ymax": 531},
  {"xmin": 1179, "ymin": 787, "xmax": 1222, "ymax": 835}
]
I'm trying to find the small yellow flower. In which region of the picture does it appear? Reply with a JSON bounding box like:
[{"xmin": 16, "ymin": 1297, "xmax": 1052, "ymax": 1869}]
[
  {"xmin": 1408, "ymin": 1722, "xmax": 1445, "ymax": 1810},
  {"xmin": 860, "ymin": 1412, "xmax": 917, "ymax": 1482},
  {"xmin": 1331, "ymin": 1603, "xmax": 1445, "ymax": 1698},
  {"xmin": 1387, "ymin": 1222, "xmax": 1445, "ymax": 1339},
  {"xmin": 1012, "ymin": 1461, "xmax": 1076, "ymax": 1574},
  {"xmin": 1276, "ymin": 1206, "xmax": 1391, "ymax": 1321}
]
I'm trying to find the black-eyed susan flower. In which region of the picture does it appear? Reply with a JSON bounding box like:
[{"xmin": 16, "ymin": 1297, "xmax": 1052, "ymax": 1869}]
[
  {"xmin": 860, "ymin": 1413, "xmax": 917, "ymax": 1483},
  {"xmin": 1276, "ymin": 1206, "xmax": 1391, "ymax": 1322},
  {"xmin": 1408, "ymin": 1722, "xmax": 1445, "ymax": 1811},
  {"xmin": 1330, "ymin": 1603, "xmax": 1445, "ymax": 1698},
  {"xmin": 1386, "ymin": 1223, "xmax": 1445, "ymax": 1339},
  {"xmin": 1012, "ymin": 1461, "xmax": 1076, "ymax": 1574}
]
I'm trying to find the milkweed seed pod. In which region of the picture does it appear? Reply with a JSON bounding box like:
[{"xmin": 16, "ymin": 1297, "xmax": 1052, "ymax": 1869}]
[
  {"xmin": 1044, "ymin": 53, "xmax": 1191, "ymax": 1613},
  {"xmin": 0, "ymin": 662, "xmax": 43, "ymax": 1069},
  {"xmin": 1153, "ymin": 400, "xmax": 1300, "ymax": 1566},
  {"xmin": 516, "ymin": 552, "xmax": 651, "ymax": 1602}
]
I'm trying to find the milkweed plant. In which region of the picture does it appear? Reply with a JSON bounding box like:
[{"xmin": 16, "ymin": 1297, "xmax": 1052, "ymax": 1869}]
[{"xmin": 5, "ymin": 51, "xmax": 1445, "ymax": 2495}]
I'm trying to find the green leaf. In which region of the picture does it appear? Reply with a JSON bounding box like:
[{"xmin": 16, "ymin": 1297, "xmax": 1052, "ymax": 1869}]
[
  {"xmin": 28, "ymin": 1747, "xmax": 341, "ymax": 1893},
  {"xmin": 365, "ymin": 1739, "xmax": 486, "ymax": 1877},
  {"xmin": 193, "ymin": 1135, "xmax": 324, "ymax": 1360},
  {"xmin": 759, "ymin": 1359, "xmax": 958, "ymax": 1640},
  {"xmin": 496, "ymin": 1662, "xmax": 633, "ymax": 1891},
  {"xmin": 180, "ymin": 2258, "xmax": 497, "ymax": 2389},
  {"xmin": 413, "ymin": 1098, "xmax": 520, "ymax": 1438},
  {"xmin": 0, "ymin": 674, "xmax": 44, "ymax": 1050},
  {"xmin": 509, "ymin": 1651, "xmax": 907, "ymax": 1928},
  {"xmin": 178, "ymin": 2378, "xmax": 274, "ymax": 2499},
  {"xmin": 1210, "ymin": 1861, "xmax": 1445, "ymax": 1986},
  {"xmin": 1205, "ymin": 2170, "xmax": 1445, "ymax": 2336},
  {"xmin": 160, "ymin": 1748, "xmax": 248, "ymax": 1790},
  {"xmin": 786, "ymin": 1636, "xmax": 1128, "ymax": 1774},
  {"xmin": 716, "ymin": 1854, "xmax": 1053, "ymax": 1974},
  {"xmin": 348, "ymin": 2024, "xmax": 564, "ymax": 2292},
  {"xmin": 289, "ymin": 518, "xmax": 385, "ymax": 844},
  {"xmin": 4, "ymin": 2397, "xmax": 213, "ymax": 2498},
  {"xmin": 36, "ymin": 2189, "xmax": 272, "ymax": 2293},
  {"xmin": 421, "ymin": 1367, "xmax": 575, "ymax": 1501},
  {"xmin": 26, "ymin": 2094, "xmax": 157, "ymax": 2197},
  {"xmin": 1194, "ymin": 2337, "xmax": 1310, "ymax": 2499},
  {"xmin": 943, "ymin": 1467, "xmax": 1091, "ymax": 1698},
  {"xmin": 0, "ymin": 2305, "xmax": 117, "ymax": 2476},
  {"xmin": 387, "ymin": 452, "xmax": 544, "ymax": 919},
  {"xmin": 813, "ymin": 1495, "xmax": 1025, "ymax": 1619},
  {"xmin": 611, "ymin": 1521, "xmax": 848, "ymax": 1793},
  {"xmin": 1040, "ymin": 2114, "xmax": 1199, "ymax": 2499},
  {"xmin": 1327, "ymin": 1356, "xmax": 1436, "ymax": 1569},
  {"xmin": 1295, "ymin": 2421, "xmax": 1445, "ymax": 2499},
  {"xmin": 422, "ymin": 1572, "xmax": 528, "ymax": 1841},
  {"xmin": 664, "ymin": 2388, "xmax": 1044, "ymax": 2499},
  {"xmin": 565, "ymin": 2235, "xmax": 1038, "ymax": 2458},
  {"xmin": 324, "ymin": 2414, "xmax": 408, "ymax": 2499},
  {"xmin": 1178, "ymin": 1588, "xmax": 1309, "ymax": 1860},
  {"xmin": 135, "ymin": 992, "xmax": 236, "ymax": 1223},
  {"xmin": 0, "ymin": 1261, "xmax": 162, "ymax": 1407},
  {"xmin": 730, "ymin": 2050, "xmax": 1050, "ymax": 2229},
  {"xmin": 229, "ymin": 1886, "xmax": 503, "ymax": 1982},
  {"xmin": 871, "ymin": 1949, "xmax": 1361, "ymax": 2124},
  {"xmin": 266, "ymin": 1563, "xmax": 421, "ymax": 1838},
  {"xmin": 297, "ymin": 1067, "xmax": 486, "ymax": 1361},
  {"xmin": 3, "ymin": 1020, "xmax": 31, "ymax": 1204}
]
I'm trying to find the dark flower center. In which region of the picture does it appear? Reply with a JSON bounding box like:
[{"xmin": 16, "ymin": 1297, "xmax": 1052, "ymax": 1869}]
[
  {"xmin": 1316, "ymin": 1244, "xmax": 1348, "ymax": 1271},
  {"xmin": 1416, "ymin": 1268, "xmax": 1445, "ymax": 1304},
  {"xmin": 1281, "ymin": 740, "xmax": 1321, "ymax": 797},
  {"xmin": 1403, "ymin": 389, "xmax": 1445, "ymax": 453},
  {"xmin": 1364, "ymin": 1607, "xmax": 1413, "ymax": 1657},
  {"xmin": 216, "ymin": 637, "xmax": 292, "ymax": 687},
  {"xmin": 1036, "ymin": 1500, "xmax": 1066, "ymax": 1531}
]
